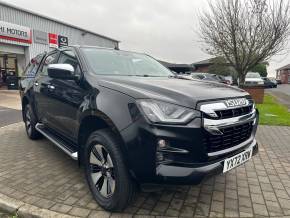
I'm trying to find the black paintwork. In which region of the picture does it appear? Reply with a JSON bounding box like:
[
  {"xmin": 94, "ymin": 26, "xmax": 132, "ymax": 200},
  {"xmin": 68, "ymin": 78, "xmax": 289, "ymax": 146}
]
[{"xmin": 19, "ymin": 46, "xmax": 258, "ymax": 184}]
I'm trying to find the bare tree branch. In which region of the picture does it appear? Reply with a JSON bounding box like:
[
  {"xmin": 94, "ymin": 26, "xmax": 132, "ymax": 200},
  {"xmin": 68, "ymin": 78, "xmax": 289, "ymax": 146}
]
[{"xmin": 198, "ymin": 0, "xmax": 290, "ymax": 85}]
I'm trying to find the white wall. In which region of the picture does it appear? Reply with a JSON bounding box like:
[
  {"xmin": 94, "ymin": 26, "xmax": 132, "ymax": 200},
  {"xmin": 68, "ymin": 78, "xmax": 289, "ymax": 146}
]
[{"xmin": 0, "ymin": 3, "xmax": 118, "ymax": 64}]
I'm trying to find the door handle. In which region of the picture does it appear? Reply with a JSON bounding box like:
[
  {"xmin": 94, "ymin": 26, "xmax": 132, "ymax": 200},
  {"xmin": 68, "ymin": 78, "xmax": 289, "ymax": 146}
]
[
  {"xmin": 47, "ymin": 84, "xmax": 55, "ymax": 90},
  {"xmin": 34, "ymin": 81, "xmax": 39, "ymax": 86}
]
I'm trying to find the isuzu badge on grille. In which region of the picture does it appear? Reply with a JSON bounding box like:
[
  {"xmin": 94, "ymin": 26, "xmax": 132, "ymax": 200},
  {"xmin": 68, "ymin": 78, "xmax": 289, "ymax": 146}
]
[{"xmin": 224, "ymin": 98, "xmax": 249, "ymax": 108}]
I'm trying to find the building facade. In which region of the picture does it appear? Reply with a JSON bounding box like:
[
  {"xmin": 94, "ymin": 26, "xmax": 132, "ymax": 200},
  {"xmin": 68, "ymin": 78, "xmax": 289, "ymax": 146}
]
[
  {"xmin": 276, "ymin": 64, "xmax": 290, "ymax": 84},
  {"xmin": 0, "ymin": 1, "xmax": 119, "ymax": 88}
]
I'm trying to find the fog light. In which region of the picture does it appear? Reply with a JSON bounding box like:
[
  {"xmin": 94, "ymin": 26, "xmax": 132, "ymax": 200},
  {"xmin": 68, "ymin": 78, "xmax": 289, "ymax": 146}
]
[{"xmin": 157, "ymin": 139, "xmax": 168, "ymax": 149}]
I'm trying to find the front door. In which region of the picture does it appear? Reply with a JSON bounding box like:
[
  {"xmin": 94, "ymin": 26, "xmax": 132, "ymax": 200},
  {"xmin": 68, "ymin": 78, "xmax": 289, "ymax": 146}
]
[{"xmin": 43, "ymin": 49, "xmax": 86, "ymax": 140}]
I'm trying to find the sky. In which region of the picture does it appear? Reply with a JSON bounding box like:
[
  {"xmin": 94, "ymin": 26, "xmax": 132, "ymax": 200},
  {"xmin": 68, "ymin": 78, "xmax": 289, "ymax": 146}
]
[{"xmin": 3, "ymin": 0, "xmax": 290, "ymax": 77}]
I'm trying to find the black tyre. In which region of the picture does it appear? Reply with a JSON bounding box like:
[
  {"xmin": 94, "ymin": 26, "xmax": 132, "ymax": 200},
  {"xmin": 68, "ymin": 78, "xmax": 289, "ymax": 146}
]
[
  {"xmin": 83, "ymin": 129, "xmax": 137, "ymax": 212},
  {"xmin": 24, "ymin": 104, "xmax": 42, "ymax": 139}
]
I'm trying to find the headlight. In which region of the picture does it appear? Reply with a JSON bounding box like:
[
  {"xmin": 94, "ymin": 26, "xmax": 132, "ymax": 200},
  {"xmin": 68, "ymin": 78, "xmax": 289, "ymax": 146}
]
[{"xmin": 137, "ymin": 100, "xmax": 200, "ymax": 124}]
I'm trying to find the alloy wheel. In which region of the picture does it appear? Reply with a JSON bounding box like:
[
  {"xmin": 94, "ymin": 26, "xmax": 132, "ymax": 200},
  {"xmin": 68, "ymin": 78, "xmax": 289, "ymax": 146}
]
[
  {"xmin": 25, "ymin": 109, "xmax": 32, "ymax": 135},
  {"xmin": 90, "ymin": 144, "xmax": 115, "ymax": 198}
]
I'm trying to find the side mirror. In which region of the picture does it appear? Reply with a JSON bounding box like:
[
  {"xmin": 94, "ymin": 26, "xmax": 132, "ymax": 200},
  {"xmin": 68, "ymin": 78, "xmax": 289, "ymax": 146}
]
[{"xmin": 47, "ymin": 64, "xmax": 75, "ymax": 80}]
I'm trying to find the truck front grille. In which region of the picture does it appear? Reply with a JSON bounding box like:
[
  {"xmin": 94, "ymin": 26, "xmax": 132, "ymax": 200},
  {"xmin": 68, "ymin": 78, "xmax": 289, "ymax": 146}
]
[
  {"xmin": 203, "ymin": 122, "xmax": 253, "ymax": 153},
  {"xmin": 214, "ymin": 105, "xmax": 252, "ymax": 119}
]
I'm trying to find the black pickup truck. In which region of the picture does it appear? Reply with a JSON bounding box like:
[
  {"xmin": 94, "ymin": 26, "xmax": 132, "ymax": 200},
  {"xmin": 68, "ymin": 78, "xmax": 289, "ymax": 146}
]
[{"xmin": 19, "ymin": 46, "xmax": 259, "ymax": 211}]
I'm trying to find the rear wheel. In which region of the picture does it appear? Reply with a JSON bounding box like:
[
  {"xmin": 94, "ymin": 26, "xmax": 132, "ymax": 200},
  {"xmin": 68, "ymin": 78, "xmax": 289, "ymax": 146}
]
[
  {"xmin": 83, "ymin": 129, "xmax": 137, "ymax": 211},
  {"xmin": 24, "ymin": 104, "xmax": 42, "ymax": 139}
]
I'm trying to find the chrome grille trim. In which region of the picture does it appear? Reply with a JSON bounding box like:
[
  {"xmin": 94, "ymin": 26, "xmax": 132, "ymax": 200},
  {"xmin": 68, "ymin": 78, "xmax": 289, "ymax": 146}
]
[
  {"xmin": 204, "ymin": 109, "xmax": 256, "ymax": 128},
  {"xmin": 200, "ymin": 99, "xmax": 253, "ymax": 118}
]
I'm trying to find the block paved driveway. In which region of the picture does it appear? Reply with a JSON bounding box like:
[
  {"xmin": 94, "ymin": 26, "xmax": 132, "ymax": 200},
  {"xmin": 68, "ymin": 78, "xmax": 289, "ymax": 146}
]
[{"xmin": 0, "ymin": 123, "xmax": 290, "ymax": 218}]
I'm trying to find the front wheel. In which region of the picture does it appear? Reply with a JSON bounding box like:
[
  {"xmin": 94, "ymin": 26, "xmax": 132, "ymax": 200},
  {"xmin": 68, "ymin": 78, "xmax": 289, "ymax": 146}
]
[{"xmin": 83, "ymin": 129, "xmax": 137, "ymax": 211}]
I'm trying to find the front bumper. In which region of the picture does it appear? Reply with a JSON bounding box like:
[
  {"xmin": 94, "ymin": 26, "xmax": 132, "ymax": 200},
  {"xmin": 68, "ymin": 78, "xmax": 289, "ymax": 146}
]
[
  {"xmin": 120, "ymin": 106, "xmax": 259, "ymax": 185},
  {"xmin": 156, "ymin": 139, "xmax": 258, "ymax": 185}
]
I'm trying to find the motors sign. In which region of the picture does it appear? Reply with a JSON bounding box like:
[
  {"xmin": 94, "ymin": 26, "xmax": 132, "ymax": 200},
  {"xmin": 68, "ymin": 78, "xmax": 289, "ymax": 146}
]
[{"xmin": 0, "ymin": 21, "xmax": 32, "ymax": 44}]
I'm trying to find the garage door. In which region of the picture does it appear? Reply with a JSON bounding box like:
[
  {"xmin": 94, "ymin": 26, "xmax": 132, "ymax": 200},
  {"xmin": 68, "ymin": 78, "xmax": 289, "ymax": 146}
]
[{"xmin": 0, "ymin": 43, "xmax": 24, "ymax": 54}]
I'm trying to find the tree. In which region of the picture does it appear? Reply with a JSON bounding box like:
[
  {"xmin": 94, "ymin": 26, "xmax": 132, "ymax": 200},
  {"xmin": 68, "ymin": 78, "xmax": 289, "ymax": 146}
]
[
  {"xmin": 198, "ymin": 0, "xmax": 290, "ymax": 85},
  {"xmin": 250, "ymin": 63, "xmax": 268, "ymax": 77},
  {"xmin": 207, "ymin": 57, "xmax": 236, "ymax": 76}
]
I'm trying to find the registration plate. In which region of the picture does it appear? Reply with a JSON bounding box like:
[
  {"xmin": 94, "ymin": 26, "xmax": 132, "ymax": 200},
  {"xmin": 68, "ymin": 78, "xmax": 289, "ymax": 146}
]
[{"xmin": 223, "ymin": 148, "xmax": 252, "ymax": 173}]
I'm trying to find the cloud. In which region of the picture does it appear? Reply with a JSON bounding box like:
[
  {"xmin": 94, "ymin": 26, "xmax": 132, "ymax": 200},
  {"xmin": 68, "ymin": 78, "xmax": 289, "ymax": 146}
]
[{"xmin": 3, "ymin": 0, "xmax": 289, "ymax": 76}]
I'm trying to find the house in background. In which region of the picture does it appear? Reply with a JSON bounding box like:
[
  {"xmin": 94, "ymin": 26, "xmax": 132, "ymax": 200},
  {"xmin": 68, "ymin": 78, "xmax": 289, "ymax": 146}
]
[
  {"xmin": 192, "ymin": 58, "xmax": 216, "ymax": 72},
  {"xmin": 276, "ymin": 65, "xmax": 290, "ymax": 84},
  {"xmin": 159, "ymin": 60, "xmax": 194, "ymax": 74}
]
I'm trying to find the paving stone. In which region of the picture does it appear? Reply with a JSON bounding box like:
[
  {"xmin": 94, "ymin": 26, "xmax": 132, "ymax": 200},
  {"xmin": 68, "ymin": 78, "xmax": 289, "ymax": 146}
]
[
  {"xmin": 209, "ymin": 211, "xmax": 224, "ymax": 217},
  {"xmin": 239, "ymin": 206, "xmax": 254, "ymax": 217},
  {"xmin": 253, "ymin": 203, "xmax": 269, "ymax": 216},
  {"xmin": 225, "ymin": 189, "xmax": 238, "ymax": 200},
  {"xmin": 88, "ymin": 210, "xmax": 111, "ymax": 218},
  {"xmin": 68, "ymin": 206, "xmax": 91, "ymax": 217},
  {"xmin": 179, "ymin": 205, "xmax": 195, "ymax": 218},
  {"xmin": 165, "ymin": 208, "xmax": 179, "ymax": 217},
  {"xmin": 275, "ymin": 189, "xmax": 290, "ymax": 199},
  {"xmin": 224, "ymin": 209, "xmax": 239, "ymax": 217},
  {"xmin": 211, "ymin": 200, "xmax": 224, "ymax": 213},
  {"xmin": 169, "ymin": 199, "xmax": 184, "ymax": 210},
  {"xmin": 251, "ymin": 193, "xmax": 265, "ymax": 204},
  {"xmin": 225, "ymin": 198, "xmax": 238, "ymax": 210},
  {"xmin": 33, "ymin": 198, "xmax": 55, "ymax": 209},
  {"xmin": 195, "ymin": 203, "xmax": 210, "ymax": 217},
  {"xmin": 50, "ymin": 203, "xmax": 72, "ymax": 213},
  {"xmin": 212, "ymin": 191, "xmax": 224, "ymax": 202},
  {"xmin": 239, "ymin": 196, "xmax": 252, "ymax": 208},
  {"xmin": 152, "ymin": 202, "xmax": 169, "ymax": 213},
  {"xmin": 278, "ymin": 198, "xmax": 290, "ymax": 209},
  {"xmin": 263, "ymin": 191, "xmax": 277, "ymax": 201}
]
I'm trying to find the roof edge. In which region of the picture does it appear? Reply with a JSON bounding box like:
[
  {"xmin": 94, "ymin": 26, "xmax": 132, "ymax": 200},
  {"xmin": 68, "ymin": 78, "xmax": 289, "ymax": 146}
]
[{"xmin": 0, "ymin": 0, "xmax": 120, "ymax": 43}]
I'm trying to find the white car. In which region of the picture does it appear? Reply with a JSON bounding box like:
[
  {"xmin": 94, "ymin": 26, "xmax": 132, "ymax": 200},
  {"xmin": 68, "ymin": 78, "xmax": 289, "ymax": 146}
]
[{"xmin": 244, "ymin": 72, "xmax": 264, "ymax": 86}]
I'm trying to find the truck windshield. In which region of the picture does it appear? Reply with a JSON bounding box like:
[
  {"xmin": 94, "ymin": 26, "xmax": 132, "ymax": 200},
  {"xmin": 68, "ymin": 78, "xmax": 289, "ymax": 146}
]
[{"xmin": 81, "ymin": 48, "xmax": 173, "ymax": 77}]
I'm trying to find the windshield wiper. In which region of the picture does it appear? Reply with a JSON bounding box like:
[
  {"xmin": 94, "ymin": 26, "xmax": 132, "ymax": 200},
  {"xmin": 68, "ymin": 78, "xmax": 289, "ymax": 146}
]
[
  {"xmin": 168, "ymin": 74, "xmax": 192, "ymax": 80},
  {"xmin": 131, "ymin": 74, "xmax": 163, "ymax": 77}
]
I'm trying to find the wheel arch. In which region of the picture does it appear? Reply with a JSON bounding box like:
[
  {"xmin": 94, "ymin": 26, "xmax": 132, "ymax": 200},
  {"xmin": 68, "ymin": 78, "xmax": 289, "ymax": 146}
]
[{"xmin": 77, "ymin": 111, "xmax": 127, "ymax": 166}]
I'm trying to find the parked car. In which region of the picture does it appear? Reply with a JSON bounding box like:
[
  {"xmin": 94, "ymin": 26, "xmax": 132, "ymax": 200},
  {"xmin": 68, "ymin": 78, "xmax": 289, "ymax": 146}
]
[
  {"xmin": 19, "ymin": 46, "xmax": 259, "ymax": 211},
  {"xmin": 224, "ymin": 76, "xmax": 233, "ymax": 85},
  {"xmin": 184, "ymin": 72, "xmax": 231, "ymax": 84},
  {"xmin": 262, "ymin": 77, "xmax": 277, "ymax": 88},
  {"xmin": 6, "ymin": 70, "xmax": 19, "ymax": 90},
  {"xmin": 244, "ymin": 72, "xmax": 264, "ymax": 86}
]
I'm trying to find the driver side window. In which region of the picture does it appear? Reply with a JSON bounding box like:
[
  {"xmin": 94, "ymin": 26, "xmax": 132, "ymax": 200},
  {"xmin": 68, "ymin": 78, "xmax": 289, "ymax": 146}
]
[
  {"xmin": 39, "ymin": 52, "xmax": 58, "ymax": 76},
  {"xmin": 57, "ymin": 50, "xmax": 81, "ymax": 77}
]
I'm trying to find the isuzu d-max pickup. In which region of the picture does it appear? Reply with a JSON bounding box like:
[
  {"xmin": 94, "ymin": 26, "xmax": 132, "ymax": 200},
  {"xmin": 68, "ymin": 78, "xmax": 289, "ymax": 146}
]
[{"xmin": 19, "ymin": 46, "xmax": 259, "ymax": 211}]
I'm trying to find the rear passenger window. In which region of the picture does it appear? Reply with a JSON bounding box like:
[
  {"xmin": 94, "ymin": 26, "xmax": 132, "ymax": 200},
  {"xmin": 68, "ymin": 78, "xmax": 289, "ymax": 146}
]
[
  {"xmin": 23, "ymin": 63, "xmax": 35, "ymax": 77},
  {"xmin": 24, "ymin": 54, "xmax": 45, "ymax": 77}
]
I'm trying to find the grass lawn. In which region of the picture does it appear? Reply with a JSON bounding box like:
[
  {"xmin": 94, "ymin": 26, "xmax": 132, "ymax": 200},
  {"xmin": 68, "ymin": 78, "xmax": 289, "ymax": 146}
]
[{"xmin": 256, "ymin": 94, "xmax": 290, "ymax": 126}]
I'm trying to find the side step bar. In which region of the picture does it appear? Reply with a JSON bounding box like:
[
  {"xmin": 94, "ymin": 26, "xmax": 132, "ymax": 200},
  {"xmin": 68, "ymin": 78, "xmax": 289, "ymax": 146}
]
[{"xmin": 35, "ymin": 123, "xmax": 78, "ymax": 160}]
